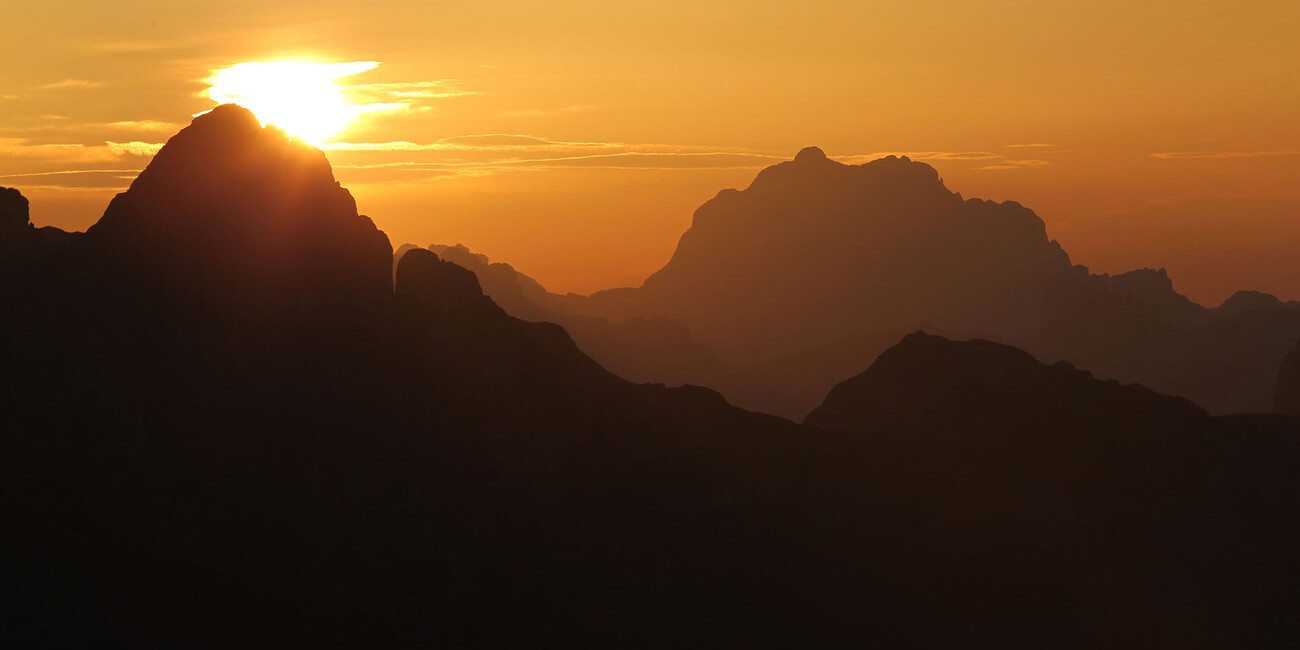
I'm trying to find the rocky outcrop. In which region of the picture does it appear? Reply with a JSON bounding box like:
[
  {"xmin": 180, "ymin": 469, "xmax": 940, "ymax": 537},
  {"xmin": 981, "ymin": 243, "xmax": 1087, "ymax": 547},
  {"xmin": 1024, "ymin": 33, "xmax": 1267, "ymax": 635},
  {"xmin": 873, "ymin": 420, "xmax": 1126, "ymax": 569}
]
[
  {"xmin": 396, "ymin": 248, "xmax": 503, "ymax": 318},
  {"xmin": 0, "ymin": 185, "xmax": 29, "ymax": 237}
]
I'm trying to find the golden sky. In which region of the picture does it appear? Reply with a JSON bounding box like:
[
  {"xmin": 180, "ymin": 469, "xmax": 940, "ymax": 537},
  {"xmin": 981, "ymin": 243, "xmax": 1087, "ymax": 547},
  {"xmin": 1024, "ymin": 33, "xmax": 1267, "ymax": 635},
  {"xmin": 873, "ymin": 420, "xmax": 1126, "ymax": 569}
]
[{"xmin": 3, "ymin": 1, "xmax": 1298, "ymax": 303}]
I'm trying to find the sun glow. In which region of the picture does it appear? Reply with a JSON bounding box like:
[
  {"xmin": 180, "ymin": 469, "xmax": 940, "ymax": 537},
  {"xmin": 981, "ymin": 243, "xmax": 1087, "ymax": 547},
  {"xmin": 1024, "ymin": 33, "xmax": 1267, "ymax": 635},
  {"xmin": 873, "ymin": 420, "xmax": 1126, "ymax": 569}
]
[{"xmin": 205, "ymin": 61, "xmax": 387, "ymax": 145}]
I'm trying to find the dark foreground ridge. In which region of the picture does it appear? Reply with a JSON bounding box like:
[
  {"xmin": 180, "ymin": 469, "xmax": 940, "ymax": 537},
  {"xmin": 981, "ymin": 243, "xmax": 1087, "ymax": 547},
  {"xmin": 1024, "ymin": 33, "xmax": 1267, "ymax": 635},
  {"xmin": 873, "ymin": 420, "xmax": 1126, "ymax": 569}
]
[
  {"xmin": 806, "ymin": 331, "xmax": 1207, "ymax": 433},
  {"xmin": 1278, "ymin": 341, "xmax": 1300, "ymax": 414},
  {"xmin": 2, "ymin": 106, "xmax": 1299, "ymax": 647}
]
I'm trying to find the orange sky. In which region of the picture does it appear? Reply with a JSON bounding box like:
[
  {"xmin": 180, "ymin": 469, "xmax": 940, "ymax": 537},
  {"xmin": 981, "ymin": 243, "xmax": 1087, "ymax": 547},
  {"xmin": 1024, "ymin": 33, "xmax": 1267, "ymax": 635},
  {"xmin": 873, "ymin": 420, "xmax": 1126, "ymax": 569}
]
[{"xmin": 2, "ymin": 1, "xmax": 1298, "ymax": 304}]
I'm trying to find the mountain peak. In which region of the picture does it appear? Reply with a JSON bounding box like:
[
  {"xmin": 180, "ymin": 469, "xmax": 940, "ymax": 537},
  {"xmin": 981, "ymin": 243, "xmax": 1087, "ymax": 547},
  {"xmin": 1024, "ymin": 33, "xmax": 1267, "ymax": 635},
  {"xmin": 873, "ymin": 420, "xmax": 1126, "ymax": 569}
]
[
  {"xmin": 794, "ymin": 146, "xmax": 828, "ymax": 163},
  {"xmin": 83, "ymin": 104, "xmax": 392, "ymax": 319},
  {"xmin": 190, "ymin": 103, "xmax": 264, "ymax": 136},
  {"xmin": 110, "ymin": 103, "xmax": 334, "ymax": 205},
  {"xmin": 1, "ymin": 186, "xmax": 29, "ymax": 236}
]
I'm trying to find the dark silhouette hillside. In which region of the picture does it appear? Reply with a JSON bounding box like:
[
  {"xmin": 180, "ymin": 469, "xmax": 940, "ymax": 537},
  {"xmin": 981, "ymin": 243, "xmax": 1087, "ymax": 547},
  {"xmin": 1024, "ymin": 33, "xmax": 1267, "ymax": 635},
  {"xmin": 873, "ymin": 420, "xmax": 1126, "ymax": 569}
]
[
  {"xmin": 1278, "ymin": 341, "xmax": 1300, "ymax": 414},
  {"xmin": 2, "ymin": 108, "xmax": 1298, "ymax": 647},
  {"xmin": 803, "ymin": 333, "xmax": 1300, "ymax": 646},
  {"xmin": 397, "ymin": 242, "xmax": 724, "ymax": 383},
  {"xmin": 806, "ymin": 331, "xmax": 1207, "ymax": 434}
]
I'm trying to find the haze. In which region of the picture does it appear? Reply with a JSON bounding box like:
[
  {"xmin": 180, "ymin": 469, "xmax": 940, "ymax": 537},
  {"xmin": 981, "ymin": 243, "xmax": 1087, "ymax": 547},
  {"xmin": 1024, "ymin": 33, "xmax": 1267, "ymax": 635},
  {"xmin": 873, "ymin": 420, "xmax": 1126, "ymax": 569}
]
[{"xmin": 2, "ymin": 0, "xmax": 1298, "ymax": 304}]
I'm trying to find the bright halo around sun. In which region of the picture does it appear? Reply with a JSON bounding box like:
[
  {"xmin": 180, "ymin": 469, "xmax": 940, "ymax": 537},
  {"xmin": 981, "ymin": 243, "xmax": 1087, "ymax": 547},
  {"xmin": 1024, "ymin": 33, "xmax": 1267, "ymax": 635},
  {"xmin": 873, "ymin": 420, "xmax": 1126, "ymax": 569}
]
[{"xmin": 205, "ymin": 61, "xmax": 383, "ymax": 146}]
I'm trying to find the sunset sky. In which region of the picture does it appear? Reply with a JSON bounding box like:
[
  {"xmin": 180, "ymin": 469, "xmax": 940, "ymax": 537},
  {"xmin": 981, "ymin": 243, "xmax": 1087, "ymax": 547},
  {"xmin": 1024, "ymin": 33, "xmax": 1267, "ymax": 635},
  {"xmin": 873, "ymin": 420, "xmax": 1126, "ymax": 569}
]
[{"xmin": 3, "ymin": 1, "xmax": 1297, "ymax": 304}]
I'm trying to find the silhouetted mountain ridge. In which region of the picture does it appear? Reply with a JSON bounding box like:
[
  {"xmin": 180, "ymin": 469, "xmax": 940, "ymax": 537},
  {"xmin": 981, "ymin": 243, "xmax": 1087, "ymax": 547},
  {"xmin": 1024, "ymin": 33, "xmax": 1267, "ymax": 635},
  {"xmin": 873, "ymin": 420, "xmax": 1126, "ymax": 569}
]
[
  {"xmin": 85, "ymin": 104, "xmax": 392, "ymax": 324},
  {"xmin": 2, "ymin": 110, "xmax": 1298, "ymax": 646},
  {"xmin": 807, "ymin": 331, "xmax": 1207, "ymax": 434},
  {"xmin": 395, "ymin": 242, "xmax": 725, "ymax": 384}
]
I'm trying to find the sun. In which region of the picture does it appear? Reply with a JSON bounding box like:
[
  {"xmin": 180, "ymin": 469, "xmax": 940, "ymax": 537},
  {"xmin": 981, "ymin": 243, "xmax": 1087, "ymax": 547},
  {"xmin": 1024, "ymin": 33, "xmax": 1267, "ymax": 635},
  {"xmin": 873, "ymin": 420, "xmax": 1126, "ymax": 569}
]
[{"xmin": 205, "ymin": 61, "xmax": 382, "ymax": 146}]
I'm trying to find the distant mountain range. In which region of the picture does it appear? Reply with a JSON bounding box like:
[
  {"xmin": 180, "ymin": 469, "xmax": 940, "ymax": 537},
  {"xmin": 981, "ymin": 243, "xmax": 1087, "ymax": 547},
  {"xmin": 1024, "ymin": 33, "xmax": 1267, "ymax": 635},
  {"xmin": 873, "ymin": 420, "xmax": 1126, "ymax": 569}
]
[
  {"xmin": 404, "ymin": 147, "xmax": 1300, "ymax": 418},
  {"xmin": 2, "ymin": 105, "xmax": 1297, "ymax": 646}
]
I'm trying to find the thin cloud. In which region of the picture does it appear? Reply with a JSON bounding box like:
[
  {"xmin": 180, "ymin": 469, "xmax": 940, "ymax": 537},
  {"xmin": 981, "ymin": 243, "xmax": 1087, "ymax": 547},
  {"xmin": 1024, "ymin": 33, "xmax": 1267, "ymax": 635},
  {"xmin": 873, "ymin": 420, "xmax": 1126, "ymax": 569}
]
[
  {"xmin": 977, "ymin": 159, "xmax": 1051, "ymax": 170},
  {"xmin": 0, "ymin": 169, "xmax": 141, "ymax": 182},
  {"xmin": 500, "ymin": 104, "xmax": 597, "ymax": 118},
  {"xmin": 321, "ymin": 136, "xmax": 767, "ymax": 156},
  {"xmin": 1005, "ymin": 143, "xmax": 1054, "ymax": 148},
  {"xmin": 0, "ymin": 138, "xmax": 165, "ymax": 162},
  {"xmin": 105, "ymin": 120, "xmax": 181, "ymax": 132},
  {"xmin": 335, "ymin": 151, "xmax": 785, "ymax": 174},
  {"xmin": 918, "ymin": 152, "xmax": 1003, "ymax": 161},
  {"xmin": 344, "ymin": 80, "xmax": 478, "ymax": 107},
  {"xmin": 325, "ymin": 143, "xmax": 1054, "ymax": 183},
  {"xmin": 0, "ymin": 141, "xmax": 89, "ymax": 157},
  {"xmin": 438, "ymin": 134, "xmax": 581, "ymax": 147},
  {"xmin": 94, "ymin": 40, "xmax": 169, "ymax": 52},
  {"xmin": 38, "ymin": 79, "xmax": 105, "ymax": 91},
  {"xmin": 1151, "ymin": 150, "xmax": 1299, "ymax": 160},
  {"xmin": 107, "ymin": 141, "xmax": 165, "ymax": 156},
  {"xmin": 0, "ymin": 168, "xmax": 141, "ymax": 191}
]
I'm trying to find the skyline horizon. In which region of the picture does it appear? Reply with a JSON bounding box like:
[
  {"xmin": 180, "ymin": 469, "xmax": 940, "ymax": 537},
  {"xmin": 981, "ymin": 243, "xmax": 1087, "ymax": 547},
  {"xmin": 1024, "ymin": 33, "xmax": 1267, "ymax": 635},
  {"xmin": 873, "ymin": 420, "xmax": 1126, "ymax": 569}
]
[
  {"xmin": 4, "ymin": 1, "xmax": 1298, "ymax": 303},
  {"xmin": 6, "ymin": 105, "xmax": 1296, "ymax": 308}
]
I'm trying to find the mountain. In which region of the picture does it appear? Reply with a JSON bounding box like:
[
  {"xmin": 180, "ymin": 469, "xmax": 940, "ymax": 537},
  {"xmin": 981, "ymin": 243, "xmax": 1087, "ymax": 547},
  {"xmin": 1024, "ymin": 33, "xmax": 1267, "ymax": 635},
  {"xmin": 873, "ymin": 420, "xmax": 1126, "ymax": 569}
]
[
  {"xmin": 88, "ymin": 104, "xmax": 393, "ymax": 322},
  {"xmin": 572, "ymin": 147, "xmax": 1072, "ymax": 362},
  {"xmin": 3, "ymin": 107, "xmax": 1298, "ymax": 646}
]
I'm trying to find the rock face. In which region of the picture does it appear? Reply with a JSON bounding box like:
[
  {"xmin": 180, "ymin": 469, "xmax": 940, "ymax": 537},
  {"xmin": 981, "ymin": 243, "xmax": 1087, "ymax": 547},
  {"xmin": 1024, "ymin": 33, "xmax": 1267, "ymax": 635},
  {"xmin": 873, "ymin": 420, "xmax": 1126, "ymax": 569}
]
[
  {"xmin": 578, "ymin": 149, "xmax": 1072, "ymax": 361},
  {"xmin": 1277, "ymin": 342, "xmax": 1300, "ymax": 414}
]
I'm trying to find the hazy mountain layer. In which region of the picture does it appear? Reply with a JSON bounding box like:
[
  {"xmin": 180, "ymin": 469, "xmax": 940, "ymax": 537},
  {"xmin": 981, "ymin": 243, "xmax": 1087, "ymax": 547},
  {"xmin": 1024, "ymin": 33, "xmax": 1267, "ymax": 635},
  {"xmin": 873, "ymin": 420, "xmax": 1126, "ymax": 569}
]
[
  {"xmin": 573, "ymin": 146, "xmax": 1072, "ymax": 362},
  {"xmin": 450, "ymin": 148, "xmax": 1300, "ymax": 418}
]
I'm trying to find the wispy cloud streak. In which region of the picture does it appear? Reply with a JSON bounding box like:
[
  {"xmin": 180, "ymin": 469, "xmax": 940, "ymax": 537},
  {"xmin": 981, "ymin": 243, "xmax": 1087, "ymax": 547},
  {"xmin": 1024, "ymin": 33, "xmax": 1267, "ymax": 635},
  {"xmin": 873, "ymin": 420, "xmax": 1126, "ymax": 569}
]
[{"xmin": 1151, "ymin": 150, "xmax": 1299, "ymax": 160}]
